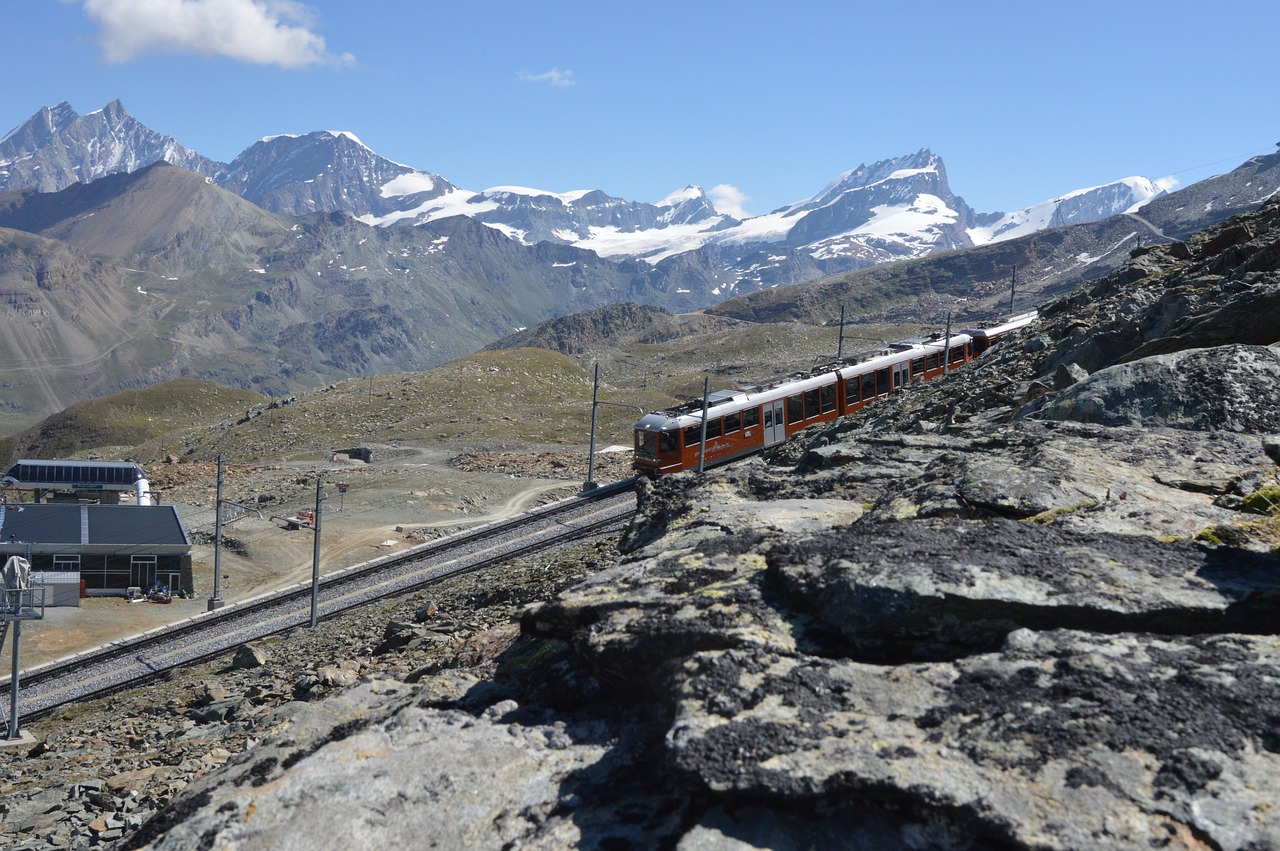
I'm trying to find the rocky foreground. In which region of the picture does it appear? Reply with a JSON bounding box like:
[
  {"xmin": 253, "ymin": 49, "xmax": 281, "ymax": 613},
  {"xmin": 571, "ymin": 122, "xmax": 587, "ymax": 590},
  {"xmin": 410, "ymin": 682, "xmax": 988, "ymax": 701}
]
[{"xmin": 4, "ymin": 197, "xmax": 1280, "ymax": 849}]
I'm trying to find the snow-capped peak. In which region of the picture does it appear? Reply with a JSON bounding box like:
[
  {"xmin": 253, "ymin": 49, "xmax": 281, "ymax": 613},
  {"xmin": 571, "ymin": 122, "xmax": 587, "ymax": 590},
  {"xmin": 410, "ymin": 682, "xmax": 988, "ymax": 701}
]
[
  {"xmin": 660, "ymin": 185, "xmax": 706, "ymax": 206},
  {"xmin": 321, "ymin": 130, "xmax": 367, "ymax": 147}
]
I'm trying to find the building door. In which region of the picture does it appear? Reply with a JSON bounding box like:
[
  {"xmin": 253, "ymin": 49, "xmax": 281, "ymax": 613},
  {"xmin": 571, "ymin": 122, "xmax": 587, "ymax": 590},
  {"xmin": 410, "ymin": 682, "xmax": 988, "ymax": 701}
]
[
  {"xmin": 131, "ymin": 555, "xmax": 157, "ymax": 589},
  {"xmin": 763, "ymin": 400, "xmax": 786, "ymax": 447}
]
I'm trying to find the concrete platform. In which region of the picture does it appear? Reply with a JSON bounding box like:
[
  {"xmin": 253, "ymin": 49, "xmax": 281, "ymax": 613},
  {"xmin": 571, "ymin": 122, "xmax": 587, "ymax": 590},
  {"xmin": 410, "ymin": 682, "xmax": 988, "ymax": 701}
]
[{"xmin": 0, "ymin": 728, "xmax": 39, "ymax": 750}]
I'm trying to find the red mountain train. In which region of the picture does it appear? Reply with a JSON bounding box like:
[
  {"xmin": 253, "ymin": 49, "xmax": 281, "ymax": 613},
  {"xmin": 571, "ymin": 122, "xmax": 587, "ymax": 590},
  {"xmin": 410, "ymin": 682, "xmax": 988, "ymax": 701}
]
[{"xmin": 633, "ymin": 312, "xmax": 1036, "ymax": 476}]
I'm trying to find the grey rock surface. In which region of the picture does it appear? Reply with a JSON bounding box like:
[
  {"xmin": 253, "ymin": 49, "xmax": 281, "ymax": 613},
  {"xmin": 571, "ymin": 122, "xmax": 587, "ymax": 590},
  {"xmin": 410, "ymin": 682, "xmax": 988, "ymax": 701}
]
[
  {"xmin": 140, "ymin": 681, "xmax": 615, "ymax": 850},
  {"xmin": 668, "ymin": 631, "xmax": 1280, "ymax": 849},
  {"xmin": 10, "ymin": 184, "xmax": 1280, "ymax": 851},
  {"xmin": 1035, "ymin": 344, "xmax": 1280, "ymax": 430}
]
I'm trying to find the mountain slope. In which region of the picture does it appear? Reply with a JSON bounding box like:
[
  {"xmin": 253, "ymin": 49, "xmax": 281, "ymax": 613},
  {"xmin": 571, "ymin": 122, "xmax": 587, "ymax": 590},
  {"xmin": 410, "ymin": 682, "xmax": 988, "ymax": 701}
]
[
  {"xmin": 0, "ymin": 162, "xmax": 291, "ymax": 276},
  {"xmin": 1135, "ymin": 149, "xmax": 1280, "ymax": 239},
  {"xmin": 0, "ymin": 225, "xmax": 174, "ymax": 433}
]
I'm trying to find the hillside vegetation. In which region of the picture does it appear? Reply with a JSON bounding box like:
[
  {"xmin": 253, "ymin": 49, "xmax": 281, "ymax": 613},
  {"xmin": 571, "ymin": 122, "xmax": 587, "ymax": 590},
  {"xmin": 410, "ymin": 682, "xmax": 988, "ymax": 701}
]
[
  {"xmin": 2, "ymin": 314, "xmax": 925, "ymax": 465},
  {"xmin": 0, "ymin": 380, "xmax": 267, "ymax": 465}
]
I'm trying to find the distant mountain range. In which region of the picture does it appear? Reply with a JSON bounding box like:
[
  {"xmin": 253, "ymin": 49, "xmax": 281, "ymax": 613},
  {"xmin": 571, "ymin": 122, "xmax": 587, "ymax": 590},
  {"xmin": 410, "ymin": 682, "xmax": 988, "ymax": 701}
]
[
  {"xmin": 0, "ymin": 99, "xmax": 1276, "ymax": 432},
  {"xmin": 2, "ymin": 100, "xmax": 1173, "ymax": 292}
]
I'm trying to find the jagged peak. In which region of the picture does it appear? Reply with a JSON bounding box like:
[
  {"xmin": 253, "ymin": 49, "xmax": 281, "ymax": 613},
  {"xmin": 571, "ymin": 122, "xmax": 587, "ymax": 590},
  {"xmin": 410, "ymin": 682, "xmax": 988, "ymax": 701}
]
[
  {"xmin": 1, "ymin": 102, "xmax": 79, "ymax": 146},
  {"xmin": 47, "ymin": 101, "xmax": 80, "ymax": 121}
]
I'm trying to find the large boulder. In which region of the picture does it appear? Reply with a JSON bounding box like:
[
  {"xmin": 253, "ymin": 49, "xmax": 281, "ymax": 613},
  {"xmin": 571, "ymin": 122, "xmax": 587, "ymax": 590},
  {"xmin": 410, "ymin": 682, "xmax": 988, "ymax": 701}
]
[
  {"xmin": 774, "ymin": 515, "xmax": 1280, "ymax": 660},
  {"xmin": 1032, "ymin": 344, "xmax": 1280, "ymax": 431}
]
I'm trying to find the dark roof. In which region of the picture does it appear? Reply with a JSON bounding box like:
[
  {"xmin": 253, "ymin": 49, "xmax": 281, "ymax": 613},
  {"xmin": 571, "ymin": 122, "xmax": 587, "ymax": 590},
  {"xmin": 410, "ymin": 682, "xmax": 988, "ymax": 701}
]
[
  {"xmin": 0, "ymin": 504, "xmax": 189, "ymax": 548},
  {"xmin": 4, "ymin": 459, "xmax": 148, "ymax": 487}
]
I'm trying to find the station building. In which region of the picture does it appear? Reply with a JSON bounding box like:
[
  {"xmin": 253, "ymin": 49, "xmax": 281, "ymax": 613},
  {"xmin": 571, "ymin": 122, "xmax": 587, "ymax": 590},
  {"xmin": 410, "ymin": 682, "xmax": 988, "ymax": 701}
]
[{"xmin": 1, "ymin": 460, "xmax": 191, "ymax": 603}]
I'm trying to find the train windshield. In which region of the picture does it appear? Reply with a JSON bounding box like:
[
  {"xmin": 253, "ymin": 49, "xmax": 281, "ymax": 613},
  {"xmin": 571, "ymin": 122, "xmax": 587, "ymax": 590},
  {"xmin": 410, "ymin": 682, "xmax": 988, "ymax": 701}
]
[{"xmin": 636, "ymin": 429, "xmax": 678, "ymax": 460}]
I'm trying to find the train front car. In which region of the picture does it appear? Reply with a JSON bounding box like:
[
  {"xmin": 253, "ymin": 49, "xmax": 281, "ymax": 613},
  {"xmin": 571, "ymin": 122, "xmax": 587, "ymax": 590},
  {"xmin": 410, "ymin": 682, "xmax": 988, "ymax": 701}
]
[
  {"xmin": 634, "ymin": 412, "xmax": 685, "ymax": 476},
  {"xmin": 633, "ymin": 388, "xmax": 774, "ymax": 476}
]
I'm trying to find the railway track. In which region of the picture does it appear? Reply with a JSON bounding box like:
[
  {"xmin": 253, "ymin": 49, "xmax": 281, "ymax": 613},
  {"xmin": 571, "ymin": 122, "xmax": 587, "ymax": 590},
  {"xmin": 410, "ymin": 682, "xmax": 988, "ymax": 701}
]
[{"xmin": 5, "ymin": 479, "xmax": 638, "ymax": 723}]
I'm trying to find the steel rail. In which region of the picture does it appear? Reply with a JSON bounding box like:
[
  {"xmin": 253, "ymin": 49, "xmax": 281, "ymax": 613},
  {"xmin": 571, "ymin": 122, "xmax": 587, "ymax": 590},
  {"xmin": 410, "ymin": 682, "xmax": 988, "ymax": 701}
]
[{"xmin": 9, "ymin": 480, "xmax": 637, "ymax": 720}]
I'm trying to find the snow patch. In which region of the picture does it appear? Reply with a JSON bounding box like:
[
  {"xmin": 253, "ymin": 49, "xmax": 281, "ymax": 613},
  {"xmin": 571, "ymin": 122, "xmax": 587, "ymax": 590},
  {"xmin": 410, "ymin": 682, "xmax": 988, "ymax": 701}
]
[{"xmin": 379, "ymin": 171, "xmax": 437, "ymax": 198}]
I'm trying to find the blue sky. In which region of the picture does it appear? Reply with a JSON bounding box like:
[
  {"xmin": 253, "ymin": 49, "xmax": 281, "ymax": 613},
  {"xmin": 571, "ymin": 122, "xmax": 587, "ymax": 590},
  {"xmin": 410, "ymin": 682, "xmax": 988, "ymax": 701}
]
[{"xmin": 5, "ymin": 1, "xmax": 1278, "ymax": 217}]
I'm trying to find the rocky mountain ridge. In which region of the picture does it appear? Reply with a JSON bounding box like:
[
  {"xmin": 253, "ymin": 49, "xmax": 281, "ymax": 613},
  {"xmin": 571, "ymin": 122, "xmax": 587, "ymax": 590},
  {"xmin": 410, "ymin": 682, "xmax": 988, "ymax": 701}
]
[
  {"xmin": 1, "ymin": 101, "xmax": 1182, "ymax": 289},
  {"xmin": 3, "ymin": 191, "xmax": 1278, "ymax": 847}
]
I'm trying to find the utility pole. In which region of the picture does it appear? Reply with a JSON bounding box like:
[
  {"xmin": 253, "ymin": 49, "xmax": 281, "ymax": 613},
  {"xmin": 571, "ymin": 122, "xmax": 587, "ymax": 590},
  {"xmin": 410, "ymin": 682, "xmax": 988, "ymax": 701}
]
[
  {"xmin": 208, "ymin": 455, "xmax": 225, "ymax": 611},
  {"xmin": 310, "ymin": 478, "xmax": 325, "ymax": 628}
]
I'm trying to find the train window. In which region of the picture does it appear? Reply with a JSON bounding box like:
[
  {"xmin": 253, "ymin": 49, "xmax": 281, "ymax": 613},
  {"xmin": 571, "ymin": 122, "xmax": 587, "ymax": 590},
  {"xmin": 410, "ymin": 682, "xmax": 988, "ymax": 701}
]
[
  {"xmin": 684, "ymin": 425, "xmax": 702, "ymax": 447},
  {"xmin": 875, "ymin": 368, "xmax": 890, "ymax": 396},
  {"xmin": 724, "ymin": 412, "xmax": 741, "ymax": 434},
  {"xmin": 950, "ymin": 345, "xmax": 966, "ymax": 364},
  {"xmin": 860, "ymin": 373, "xmax": 875, "ymax": 400},
  {"xmin": 743, "ymin": 407, "xmax": 760, "ymax": 428},
  {"xmin": 845, "ymin": 378, "xmax": 859, "ymax": 405},
  {"xmin": 660, "ymin": 431, "xmax": 678, "ymax": 453},
  {"xmin": 911, "ymin": 357, "xmax": 926, "ymax": 377},
  {"xmin": 787, "ymin": 394, "xmax": 804, "ymax": 424},
  {"xmin": 705, "ymin": 417, "xmax": 723, "ymax": 439},
  {"xmin": 820, "ymin": 384, "xmax": 836, "ymax": 413},
  {"xmin": 804, "ymin": 389, "xmax": 820, "ymax": 418},
  {"xmin": 926, "ymin": 352, "xmax": 941, "ymax": 371}
]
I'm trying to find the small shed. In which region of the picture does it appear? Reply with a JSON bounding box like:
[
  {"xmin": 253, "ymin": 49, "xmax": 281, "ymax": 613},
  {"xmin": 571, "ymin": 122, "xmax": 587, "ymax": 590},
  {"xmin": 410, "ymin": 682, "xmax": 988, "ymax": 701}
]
[
  {"xmin": 28, "ymin": 570, "xmax": 82, "ymax": 607},
  {"xmin": 0, "ymin": 504, "xmax": 193, "ymax": 601}
]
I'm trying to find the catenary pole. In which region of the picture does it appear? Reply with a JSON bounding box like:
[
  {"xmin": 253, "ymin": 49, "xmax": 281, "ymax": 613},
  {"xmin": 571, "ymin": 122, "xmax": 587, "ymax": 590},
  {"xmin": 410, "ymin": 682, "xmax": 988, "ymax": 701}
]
[
  {"xmin": 1009, "ymin": 264, "xmax": 1017, "ymax": 318},
  {"xmin": 7, "ymin": 619, "xmax": 19, "ymax": 739},
  {"xmin": 837, "ymin": 304, "xmax": 846, "ymax": 360},
  {"xmin": 943, "ymin": 311, "xmax": 953, "ymax": 372},
  {"xmin": 584, "ymin": 362, "xmax": 600, "ymax": 491},
  {"xmin": 697, "ymin": 377, "xmax": 711, "ymax": 474},
  {"xmin": 209, "ymin": 454, "xmax": 224, "ymax": 611},
  {"xmin": 310, "ymin": 478, "xmax": 324, "ymax": 628}
]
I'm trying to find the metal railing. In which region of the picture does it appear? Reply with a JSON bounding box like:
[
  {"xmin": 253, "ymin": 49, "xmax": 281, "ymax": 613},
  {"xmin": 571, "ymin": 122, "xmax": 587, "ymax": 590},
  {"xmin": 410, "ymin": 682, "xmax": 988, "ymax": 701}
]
[{"xmin": 1, "ymin": 585, "xmax": 46, "ymax": 621}]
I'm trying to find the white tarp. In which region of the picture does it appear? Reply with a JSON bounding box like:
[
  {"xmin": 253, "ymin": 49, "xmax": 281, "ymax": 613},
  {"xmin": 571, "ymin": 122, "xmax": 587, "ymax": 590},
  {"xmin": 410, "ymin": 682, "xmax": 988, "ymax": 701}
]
[{"xmin": 3, "ymin": 556, "xmax": 30, "ymax": 591}]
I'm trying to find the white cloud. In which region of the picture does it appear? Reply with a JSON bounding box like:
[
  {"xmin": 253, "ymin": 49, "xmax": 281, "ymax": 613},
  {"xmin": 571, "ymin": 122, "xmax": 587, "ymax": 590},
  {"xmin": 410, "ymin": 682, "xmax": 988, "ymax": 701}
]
[
  {"xmin": 709, "ymin": 184, "xmax": 750, "ymax": 219},
  {"xmin": 81, "ymin": 0, "xmax": 355, "ymax": 68},
  {"xmin": 517, "ymin": 68, "xmax": 576, "ymax": 87},
  {"xmin": 1154, "ymin": 175, "xmax": 1181, "ymax": 194}
]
